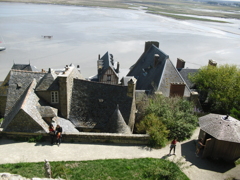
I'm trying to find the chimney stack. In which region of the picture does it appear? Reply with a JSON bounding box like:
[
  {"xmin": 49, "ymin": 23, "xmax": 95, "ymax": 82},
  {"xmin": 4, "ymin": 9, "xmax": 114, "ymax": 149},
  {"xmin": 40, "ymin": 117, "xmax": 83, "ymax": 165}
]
[
  {"xmin": 144, "ymin": 41, "xmax": 159, "ymax": 53},
  {"xmin": 176, "ymin": 58, "xmax": 185, "ymax": 69},
  {"xmin": 116, "ymin": 62, "xmax": 120, "ymax": 73}
]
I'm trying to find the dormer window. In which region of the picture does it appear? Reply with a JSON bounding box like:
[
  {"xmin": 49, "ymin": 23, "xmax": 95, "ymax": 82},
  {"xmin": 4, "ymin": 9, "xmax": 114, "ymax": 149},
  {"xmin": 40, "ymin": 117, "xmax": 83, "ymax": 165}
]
[
  {"xmin": 51, "ymin": 91, "xmax": 59, "ymax": 103},
  {"xmin": 107, "ymin": 75, "xmax": 111, "ymax": 81}
]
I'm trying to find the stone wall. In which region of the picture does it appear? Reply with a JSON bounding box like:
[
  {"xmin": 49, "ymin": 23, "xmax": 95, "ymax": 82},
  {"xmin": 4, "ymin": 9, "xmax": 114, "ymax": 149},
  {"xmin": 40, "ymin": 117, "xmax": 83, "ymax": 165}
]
[
  {"xmin": 0, "ymin": 130, "xmax": 150, "ymax": 145},
  {"xmin": 58, "ymin": 66, "xmax": 82, "ymax": 119}
]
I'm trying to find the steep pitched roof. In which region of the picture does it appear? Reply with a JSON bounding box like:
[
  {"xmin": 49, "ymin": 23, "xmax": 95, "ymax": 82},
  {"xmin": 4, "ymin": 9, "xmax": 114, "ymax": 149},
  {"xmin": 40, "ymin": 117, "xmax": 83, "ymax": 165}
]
[
  {"xmin": 2, "ymin": 79, "xmax": 49, "ymax": 133},
  {"xmin": 199, "ymin": 113, "xmax": 240, "ymax": 143},
  {"xmin": 159, "ymin": 59, "xmax": 191, "ymax": 97},
  {"xmin": 178, "ymin": 68, "xmax": 198, "ymax": 89},
  {"xmin": 127, "ymin": 44, "xmax": 191, "ymax": 96},
  {"xmin": 107, "ymin": 105, "xmax": 132, "ymax": 134},
  {"xmin": 127, "ymin": 44, "xmax": 167, "ymax": 92},
  {"xmin": 4, "ymin": 70, "xmax": 46, "ymax": 116},
  {"xmin": 11, "ymin": 63, "xmax": 40, "ymax": 72},
  {"xmin": 69, "ymin": 79, "xmax": 134, "ymax": 131},
  {"xmin": 98, "ymin": 52, "xmax": 118, "ymax": 79},
  {"xmin": 35, "ymin": 69, "xmax": 58, "ymax": 91}
]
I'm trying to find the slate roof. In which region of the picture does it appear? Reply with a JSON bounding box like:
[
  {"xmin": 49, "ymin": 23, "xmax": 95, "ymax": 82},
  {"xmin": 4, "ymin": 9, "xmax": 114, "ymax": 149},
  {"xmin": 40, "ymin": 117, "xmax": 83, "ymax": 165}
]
[
  {"xmin": 178, "ymin": 68, "xmax": 198, "ymax": 89},
  {"xmin": 11, "ymin": 63, "xmax": 40, "ymax": 72},
  {"xmin": 69, "ymin": 79, "xmax": 134, "ymax": 131},
  {"xmin": 2, "ymin": 79, "xmax": 49, "ymax": 133},
  {"xmin": 98, "ymin": 52, "xmax": 118, "ymax": 79},
  {"xmin": 199, "ymin": 113, "xmax": 240, "ymax": 143},
  {"xmin": 53, "ymin": 117, "xmax": 79, "ymax": 134},
  {"xmin": 35, "ymin": 69, "xmax": 59, "ymax": 91},
  {"xmin": 107, "ymin": 105, "xmax": 132, "ymax": 134},
  {"xmin": 127, "ymin": 44, "xmax": 191, "ymax": 96},
  {"xmin": 4, "ymin": 70, "xmax": 46, "ymax": 116}
]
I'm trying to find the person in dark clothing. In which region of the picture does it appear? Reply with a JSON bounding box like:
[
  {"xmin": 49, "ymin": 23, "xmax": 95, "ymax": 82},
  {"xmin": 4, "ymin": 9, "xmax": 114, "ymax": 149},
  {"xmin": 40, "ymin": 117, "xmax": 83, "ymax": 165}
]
[
  {"xmin": 49, "ymin": 124, "xmax": 55, "ymax": 145},
  {"xmin": 55, "ymin": 124, "xmax": 62, "ymax": 146},
  {"xmin": 169, "ymin": 138, "xmax": 177, "ymax": 155}
]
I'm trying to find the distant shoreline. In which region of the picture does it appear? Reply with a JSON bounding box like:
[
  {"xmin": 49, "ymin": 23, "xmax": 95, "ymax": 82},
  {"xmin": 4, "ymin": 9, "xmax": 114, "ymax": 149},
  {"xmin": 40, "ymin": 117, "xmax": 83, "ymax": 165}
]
[{"xmin": 1, "ymin": 0, "xmax": 240, "ymax": 22}]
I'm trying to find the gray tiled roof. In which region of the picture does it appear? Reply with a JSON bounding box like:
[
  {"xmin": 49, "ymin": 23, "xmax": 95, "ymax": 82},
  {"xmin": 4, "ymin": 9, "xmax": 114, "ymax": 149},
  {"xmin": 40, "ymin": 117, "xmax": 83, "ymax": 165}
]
[
  {"xmin": 159, "ymin": 59, "xmax": 191, "ymax": 97},
  {"xmin": 11, "ymin": 64, "xmax": 40, "ymax": 72},
  {"xmin": 2, "ymin": 79, "xmax": 49, "ymax": 133},
  {"xmin": 127, "ymin": 44, "xmax": 168, "ymax": 92},
  {"xmin": 69, "ymin": 79, "xmax": 134, "ymax": 131},
  {"xmin": 127, "ymin": 44, "xmax": 191, "ymax": 96},
  {"xmin": 107, "ymin": 105, "xmax": 132, "ymax": 134},
  {"xmin": 178, "ymin": 68, "xmax": 198, "ymax": 89},
  {"xmin": 199, "ymin": 113, "xmax": 240, "ymax": 143},
  {"xmin": 98, "ymin": 52, "xmax": 118, "ymax": 79},
  {"xmin": 53, "ymin": 117, "xmax": 79, "ymax": 134},
  {"xmin": 4, "ymin": 70, "xmax": 46, "ymax": 116},
  {"xmin": 35, "ymin": 69, "xmax": 58, "ymax": 91}
]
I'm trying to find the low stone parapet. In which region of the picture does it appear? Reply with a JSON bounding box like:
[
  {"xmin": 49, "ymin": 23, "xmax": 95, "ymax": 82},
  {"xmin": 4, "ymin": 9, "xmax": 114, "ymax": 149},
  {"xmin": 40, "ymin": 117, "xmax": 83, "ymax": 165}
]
[{"xmin": 0, "ymin": 130, "xmax": 149, "ymax": 145}]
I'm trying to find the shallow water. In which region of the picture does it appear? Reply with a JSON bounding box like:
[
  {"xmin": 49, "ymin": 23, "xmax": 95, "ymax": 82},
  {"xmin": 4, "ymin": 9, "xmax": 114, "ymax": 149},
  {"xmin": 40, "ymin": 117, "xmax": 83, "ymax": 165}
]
[{"xmin": 0, "ymin": 2, "xmax": 240, "ymax": 80}]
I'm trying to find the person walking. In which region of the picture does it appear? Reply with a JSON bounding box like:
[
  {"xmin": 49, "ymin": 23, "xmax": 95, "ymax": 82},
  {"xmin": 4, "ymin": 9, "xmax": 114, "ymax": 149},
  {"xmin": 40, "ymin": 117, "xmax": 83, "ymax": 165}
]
[{"xmin": 169, "ymin": 138, "xmax": 177, "ymax": 155}]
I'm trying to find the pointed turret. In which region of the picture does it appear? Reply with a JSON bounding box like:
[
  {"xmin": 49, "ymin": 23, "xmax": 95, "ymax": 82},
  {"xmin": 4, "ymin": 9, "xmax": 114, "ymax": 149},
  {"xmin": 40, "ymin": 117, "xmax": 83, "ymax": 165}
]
[{"xmin": 107, "ymin": 105, "xmax": 131, "ymax": 134}]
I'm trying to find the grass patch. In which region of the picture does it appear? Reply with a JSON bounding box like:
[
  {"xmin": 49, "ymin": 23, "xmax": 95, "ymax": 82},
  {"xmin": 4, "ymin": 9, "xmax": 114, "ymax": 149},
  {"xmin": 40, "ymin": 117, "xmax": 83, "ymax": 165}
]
[{"xmin": 0, "ymin": 158, "xmax": 189, "ymax": 180}]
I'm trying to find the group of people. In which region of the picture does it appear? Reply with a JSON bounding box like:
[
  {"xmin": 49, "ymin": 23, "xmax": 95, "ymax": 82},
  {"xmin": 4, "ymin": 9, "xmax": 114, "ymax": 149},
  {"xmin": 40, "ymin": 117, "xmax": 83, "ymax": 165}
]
[
  {"xmin": 168, "ymin": 137, "xmax": 205, "ymax": 157},
  {"xmin": 49, "ymin": 124, "xmax": 62, "ymax": 146}
]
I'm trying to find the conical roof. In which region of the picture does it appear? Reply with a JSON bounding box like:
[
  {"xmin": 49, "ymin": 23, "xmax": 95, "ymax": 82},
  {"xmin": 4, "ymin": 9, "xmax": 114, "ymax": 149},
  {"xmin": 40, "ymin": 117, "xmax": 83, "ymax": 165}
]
[
  {"xmin": 199, "ymin": 113, "xmax": 240, "ymax": 143},
  {"xmin": 108, "ymin": 105, "xmax": 131, "ymax": 134}
]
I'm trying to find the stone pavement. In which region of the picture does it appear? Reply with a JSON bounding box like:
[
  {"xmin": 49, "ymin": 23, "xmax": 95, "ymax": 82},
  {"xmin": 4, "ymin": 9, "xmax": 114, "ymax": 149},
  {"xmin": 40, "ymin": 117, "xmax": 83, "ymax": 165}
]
[{"xmin": 0, "ymin": 128, "xmax": 239, "ymax": 180}]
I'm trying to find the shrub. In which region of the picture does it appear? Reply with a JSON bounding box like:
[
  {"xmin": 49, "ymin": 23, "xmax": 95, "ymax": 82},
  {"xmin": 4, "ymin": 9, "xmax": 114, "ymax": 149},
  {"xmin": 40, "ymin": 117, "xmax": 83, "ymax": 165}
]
[
  {"xmin": 137, "ymin": 113, "xmax": 169, "ymax": 148},
  {"xmin": 136, "ymin": 95, "xmax": 198, "ymax": 144}
]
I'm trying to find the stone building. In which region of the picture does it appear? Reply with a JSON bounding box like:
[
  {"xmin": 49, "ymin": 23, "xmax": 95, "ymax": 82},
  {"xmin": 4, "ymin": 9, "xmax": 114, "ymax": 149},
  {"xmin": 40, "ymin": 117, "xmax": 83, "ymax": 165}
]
[
  {"xmin": 0, "ymin": 41, "xmax": 201, "ymax": 134},
  {"xmin": 0, "ymin": 62, "xmax": 136, "ymax": 134}
]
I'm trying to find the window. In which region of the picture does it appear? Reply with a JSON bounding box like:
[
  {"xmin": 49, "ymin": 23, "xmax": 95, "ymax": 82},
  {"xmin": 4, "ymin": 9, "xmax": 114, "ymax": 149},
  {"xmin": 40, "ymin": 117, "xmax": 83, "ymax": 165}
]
[
  {"xmin": 107, "ymin": 75, "xmax": 111, "ymax": 81},
  {"xmin": 51, "ymin": 91, "xmax": 59, "ymax": 103}
]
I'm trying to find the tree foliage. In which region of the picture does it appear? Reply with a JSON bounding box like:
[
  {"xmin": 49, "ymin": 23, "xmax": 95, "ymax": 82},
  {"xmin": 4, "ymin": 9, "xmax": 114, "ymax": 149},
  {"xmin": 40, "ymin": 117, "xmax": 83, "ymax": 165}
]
[
  {"xmin": 189, "ymin": 64, "xmax": 240, "ymax": 114},
  {"xmin": 136, "ymin": 95, "xmax": 198, "ymax": 146},
  {"xmin": 137, "ymin": 113, "xmax": 169, "ymax": 148}
]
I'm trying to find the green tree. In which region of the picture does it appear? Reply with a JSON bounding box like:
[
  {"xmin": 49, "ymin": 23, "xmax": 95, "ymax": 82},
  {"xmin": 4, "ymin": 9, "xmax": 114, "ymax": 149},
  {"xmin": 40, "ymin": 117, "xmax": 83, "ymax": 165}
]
[
  {"xmin": 136, "ymin": 95, "xmax": 198, "ymax": 145},
  {"xmin": 189, "ymin": 64, "xmax": 240, "ymax": 114}
]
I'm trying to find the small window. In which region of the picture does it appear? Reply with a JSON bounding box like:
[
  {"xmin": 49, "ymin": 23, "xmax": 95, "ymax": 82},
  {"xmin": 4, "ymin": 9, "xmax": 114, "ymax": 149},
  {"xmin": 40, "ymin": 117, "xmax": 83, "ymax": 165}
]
[
  {"xmin": 107, "ymin": 75, "xmax": 111, "ymax": 81},
  {"xmin": 51, "ymin": 91, "xmax": 59, "ymax": 103}
]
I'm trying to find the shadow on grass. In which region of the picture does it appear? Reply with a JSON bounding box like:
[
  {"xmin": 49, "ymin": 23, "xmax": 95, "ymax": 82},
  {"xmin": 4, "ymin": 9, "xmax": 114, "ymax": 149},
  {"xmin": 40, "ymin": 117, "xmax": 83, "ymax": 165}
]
[{"xmin": 181, "ymin": 140, "xmax": 235, "ymax": 173}]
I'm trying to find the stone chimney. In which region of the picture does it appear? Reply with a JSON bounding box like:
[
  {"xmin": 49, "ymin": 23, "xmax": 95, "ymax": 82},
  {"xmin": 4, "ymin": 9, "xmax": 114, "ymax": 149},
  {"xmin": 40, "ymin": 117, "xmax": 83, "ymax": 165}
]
[
  {"xmin": 77, "ymin": 65, "xmax": 81, "ymax": 73},
  {"xmin": 127, "ymin": 78, "xmax": 136, "ymax": 98},
  {"xmin": 169, "ymin": 82, "xmax": 186, "ymax": 97},
  {"xmin": 176, "ymin": 58, "xmax": 185, "ymax": 69},
  {"xmin": 190, "ymin": 91, "xmax": 199, "ymax": 103},
  {"xmin": 144, "ymin": 41, "xmax": 159, "ymax": 53},
  {"xmin": 208, "ymin": 59, "xmax": 217, "ymax": 67},
  {"xmin": 116, "ymin": 62, "xmax": 120, "ymax": 73}
]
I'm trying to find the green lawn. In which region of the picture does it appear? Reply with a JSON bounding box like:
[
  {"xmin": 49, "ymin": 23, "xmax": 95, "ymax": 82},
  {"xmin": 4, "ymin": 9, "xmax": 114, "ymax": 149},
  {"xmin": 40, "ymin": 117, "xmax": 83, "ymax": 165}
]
[{"xmin": 0, "ymin": 158, "xmax": 189, "ymax": 180}]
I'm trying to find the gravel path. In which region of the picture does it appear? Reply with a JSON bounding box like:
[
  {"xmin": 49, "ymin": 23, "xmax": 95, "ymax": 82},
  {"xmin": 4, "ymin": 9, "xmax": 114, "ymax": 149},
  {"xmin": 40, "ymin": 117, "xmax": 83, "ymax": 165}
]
[{"xmin": 0, "ymin": 128, "xmax": 239, "ymax": 180}]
